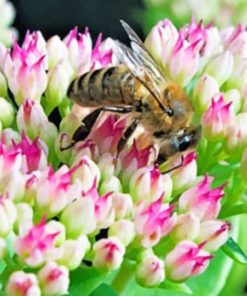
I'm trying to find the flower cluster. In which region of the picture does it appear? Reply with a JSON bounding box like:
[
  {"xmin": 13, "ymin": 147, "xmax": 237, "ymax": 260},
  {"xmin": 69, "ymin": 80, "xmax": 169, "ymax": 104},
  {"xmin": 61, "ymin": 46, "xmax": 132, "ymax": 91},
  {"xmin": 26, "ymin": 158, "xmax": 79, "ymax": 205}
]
[{"xmin": 0, "ymin": 15, "xmax": 246, "ymax": 296}]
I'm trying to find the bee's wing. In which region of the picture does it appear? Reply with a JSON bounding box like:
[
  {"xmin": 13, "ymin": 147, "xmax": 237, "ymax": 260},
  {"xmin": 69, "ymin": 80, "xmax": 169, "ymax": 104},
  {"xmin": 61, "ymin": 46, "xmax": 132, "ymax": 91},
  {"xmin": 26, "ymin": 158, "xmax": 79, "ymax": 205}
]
[
  {"xmin": 113, "ymin": 38, "xmax": 173, "ymax": 115},
  {"xmin": 120, "ymin": 20, "xmax": 167, "ymax": 84}
]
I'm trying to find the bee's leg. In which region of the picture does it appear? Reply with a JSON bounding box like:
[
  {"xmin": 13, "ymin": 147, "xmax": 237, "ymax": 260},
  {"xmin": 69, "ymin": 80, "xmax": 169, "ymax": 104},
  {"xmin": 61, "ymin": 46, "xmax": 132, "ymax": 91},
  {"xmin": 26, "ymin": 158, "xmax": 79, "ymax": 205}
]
[
  {"xmin": 117, "ymin": 117, "xmax": 140, "ymax": 153},
  {"xmin": 60, "ymin": 108, "xmax": 104, "ymax": 151},
  {"xmin": 102, "ymin": 106, "xmax": 134, "ymax": 113},
  {"xmin": 60, "ymin": 106, "xmax": 134, "ymax": 151},
  {"xmin": 160, "ymin": 155, "xmax": 184, "ymax": 174}
]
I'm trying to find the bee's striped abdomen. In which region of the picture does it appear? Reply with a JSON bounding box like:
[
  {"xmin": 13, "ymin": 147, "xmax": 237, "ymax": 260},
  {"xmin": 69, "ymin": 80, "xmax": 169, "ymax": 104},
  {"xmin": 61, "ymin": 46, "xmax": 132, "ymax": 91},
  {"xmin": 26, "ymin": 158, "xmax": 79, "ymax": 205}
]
[{"xmin": 67, "ymin": 65, "xmax": 138, "ymax": 107}]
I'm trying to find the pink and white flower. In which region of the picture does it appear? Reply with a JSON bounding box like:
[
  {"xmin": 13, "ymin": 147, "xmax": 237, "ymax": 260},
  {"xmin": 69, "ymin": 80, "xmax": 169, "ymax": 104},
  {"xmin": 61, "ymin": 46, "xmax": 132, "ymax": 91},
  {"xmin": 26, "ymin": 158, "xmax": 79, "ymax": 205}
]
[
  {"xmin": 165, "ymin": 240, "xmax": 213, "ymax": 281},
  {"xmin": 92, "ymin": 237, "xmax": 125, "ymax": 271},
  {"xmin": 170, "ymin": 152, "xmax": 197, "ymax": 194},
  {"xmin": 145, "ymin": 19, "xmax": 178, "ymax": 68},
  {"xmin": 15, "ymin": 217, "xmax": 59, "ymax": 267},
  {"xmin": 64, "ymin": 27, "xmax": 92, "ymax": 76},
  {"xmin": 130, "ymin": 166, "xmax": 173, "ymax": 203},
  {"xmin": 136, "ymin": 254, "xmax": 165, "ymax": 287},
  {"xmin": 178, "ymin": 175, "xmax": 224, "ymax": 221},
  {"xmin": 134, "ymin": 195, "xmax": 177, "ymax": 248},
  {"xmin": 202, "ymin": 95, "xmax": 234, "ymax": 140},
  {"xmin": 91, "ymin": 114, "xmax": 126, "ymax": 155},
  {"xmin": 6, "ymin": 271, "xmax": 41, "ymax": 296},
  {"xmin": 4, "ymin": 35, "xmax": 47, "ymax": 105},
  {"xmin": 35, "ymin": 165, "xmax": 81, "ymax": 217},
  {"xmin": 169, "ymin": 34, "xmax": 201, "ymax": 86},
  {"xmin": 37, "ymin": 261, "xmax": 69, "ymax": 296},
  {"xmin": 195, "ymin": 220, "xmax": 230, "ymax": 252}
]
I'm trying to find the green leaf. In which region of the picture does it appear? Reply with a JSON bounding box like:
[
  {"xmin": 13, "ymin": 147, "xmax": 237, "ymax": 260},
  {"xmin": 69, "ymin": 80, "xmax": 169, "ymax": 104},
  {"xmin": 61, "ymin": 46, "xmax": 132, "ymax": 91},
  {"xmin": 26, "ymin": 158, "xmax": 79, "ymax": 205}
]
[
  {"xmin": 222, "ymin": 237, "xmax": 247, "ymax": 265},
  {"xmin": 0, "ymin": 260, "xmax": 6, "ymax": 275},
  {"xmin": 69, "ymin": 266, "xmax": 116, "ymax": 296},
  {"xmin": 89, "ymin": 284, "xmax": 118, "ymax": 296}
]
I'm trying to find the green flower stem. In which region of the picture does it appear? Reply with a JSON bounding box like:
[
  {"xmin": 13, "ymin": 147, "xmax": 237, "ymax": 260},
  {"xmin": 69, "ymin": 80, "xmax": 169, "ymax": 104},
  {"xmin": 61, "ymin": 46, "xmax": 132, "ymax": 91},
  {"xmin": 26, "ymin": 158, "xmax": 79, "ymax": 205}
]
[
  {"xmin": 220, "ymin": 178, "xmax": 246, "ymax": 218},
  {"xmin": 111, "ymin": 260, "xmax": 135, "ymax": 295},
  {"xmin": 220, "ymin": 204, "xmax": 247, "ymax": 219},
  {"xmin": 198, "ymin": 139, "xmax": 222, "ymax": 174}
]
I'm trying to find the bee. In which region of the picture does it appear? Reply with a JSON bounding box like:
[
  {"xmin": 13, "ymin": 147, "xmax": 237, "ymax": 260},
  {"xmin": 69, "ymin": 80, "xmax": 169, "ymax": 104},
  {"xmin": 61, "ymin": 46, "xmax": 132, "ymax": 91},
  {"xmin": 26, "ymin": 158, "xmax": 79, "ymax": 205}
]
[{"xmin": 64, "ymin": 20, "xmax": 201, "ymax": 165}]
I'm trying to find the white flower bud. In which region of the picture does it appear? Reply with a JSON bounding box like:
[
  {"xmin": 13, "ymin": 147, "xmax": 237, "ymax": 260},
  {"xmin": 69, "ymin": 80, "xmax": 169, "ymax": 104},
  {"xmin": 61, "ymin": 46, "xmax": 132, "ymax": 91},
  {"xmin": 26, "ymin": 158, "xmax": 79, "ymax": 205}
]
[
  {"xmin": 112, "ymin": 192, "xmax": 133, "ymax": 220},
  {"xmin": 57, "ymin": 236, "xmax": 90, "ymax": 270},
  {"xmin": 109, "ymin": 220, "xmax": 135, "ymax": 246},
  {"xmin": 136, "ymin": 254, "xmax": 165, "ymax": 287},
  {"xmin": 99, "ymin": 176, "xmax": 122, "ymax": 195}
]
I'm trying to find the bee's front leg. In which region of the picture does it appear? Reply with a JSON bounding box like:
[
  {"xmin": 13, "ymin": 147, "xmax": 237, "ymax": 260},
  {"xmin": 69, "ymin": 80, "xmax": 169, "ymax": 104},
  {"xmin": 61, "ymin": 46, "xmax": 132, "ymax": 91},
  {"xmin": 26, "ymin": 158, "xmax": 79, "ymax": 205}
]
[{"xmin": 117, "ymin": 117, "xmax": 140, "ymax": 153}]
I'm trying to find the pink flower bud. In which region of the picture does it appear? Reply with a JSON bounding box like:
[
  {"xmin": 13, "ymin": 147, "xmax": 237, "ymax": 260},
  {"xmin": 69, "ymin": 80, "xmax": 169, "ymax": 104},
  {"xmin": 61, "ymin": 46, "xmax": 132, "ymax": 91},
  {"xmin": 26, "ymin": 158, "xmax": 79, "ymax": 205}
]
[
  {"xmin": 56, "ymin": 235, "xmax": 90, "ymax": 270},
  {"xmin": 91, "ymin": 115, "xmax": 126, "ymax": 155},
  {"xmin": 170, "ymin": 152, "xmax": 197, "ymax": 194},
  {"xmin": 6, "ymin": 271, "xmax": 41, "ymax": 296},
  {"xmin": 0, "ymin": 237, "xmax": 6, "ymax": 259},
  {"xmin": 15, "ymin": 218, "xmax": 59, "ymax": 267},
  {"xmin": 112, "ymin": 192, "xmax": 133, "ymax": 220},
  {"xmin": 134, "ymin": 195, "xmax": 177, "ymax": 248},
  {"xmin": 144, "ymin": 19, "xmax": 178, "ymax": 67},
  {"xmin": 202, "ymin": 95, "xmax": 234, "ymax": 141},
  {"xmin": 130, "ymin": 167, "xmax": 173, "ymax": 203},
  {"xmin": 16, "ymin": 99, "xmax": 57, "ymax": 143},
  {"xmin": 38, "ymin": 262, "xmax": 69, "ymax": 296},
  {"xmin": 92, "ymin": 237, "xmax": 125, "ymax": 271},
  {"xmin": 169, "ymin": 35, "xmax": 201, "ymax": 86},
  {"xmin": 108, "ymin": 220, "xmax": 135, "ymax": 246},
  {"xmin": 136, "ymin": 254, "xmax": 165, "ymax": 287},
  {"xmin": 64, "ymin": 27, "xmax": 92, "ymax": 76},
  {"xmin": 165, "ymin": 240, "xmax": 212, "ymax": 281},
  {"xmin": 205, "ymin": 51, "xmax": 233, "ymax": 86},
  {"xmin": 61, "ymin": 197, "xmax": 96, "ymax": 238},
  {"xmin": 13, "ymin": 133, "xmax": 48, "ymax": 173},
  {"xmin": 91, "ymin": 33, "xmax": 113, "ymax": 70},
  {"xmin": 35, "ymin": 166, "xmax": 81, "ymax": 217},
  {"xmin": 119, "ymin": 140, "xmax": 155, "ymax": 186},
  {"xmin": 179, "ymin": 175, "xmax": 224, "ymax": 221},
  {"xmin": 172, "ymin": 212, "xmax": 200, "ymax": 242},
  {"xmin": 0, "ymin": 194, "xmax": 17, "ymax": 236},
  {"xmin": 192, "ymin": 74, "xmax": 220, "ymax": 114},
  {"xmin": 4, "ymin": 38, "xmax": 47, "ymax": 105},
  {"xmin": 46, "ymin": 35, "xmax": 68, "ymax": 68},
  {"xmin": 196, "ymin": 220, "xmax": 230, "ymax": 252}
]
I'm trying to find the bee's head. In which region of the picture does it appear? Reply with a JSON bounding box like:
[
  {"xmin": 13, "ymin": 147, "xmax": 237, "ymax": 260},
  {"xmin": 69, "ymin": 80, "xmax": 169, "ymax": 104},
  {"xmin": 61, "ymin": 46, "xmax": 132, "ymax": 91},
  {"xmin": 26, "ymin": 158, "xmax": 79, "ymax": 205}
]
[{"xmin": 156, "ymin": 126, "xmax": 201, "ymax": 164}]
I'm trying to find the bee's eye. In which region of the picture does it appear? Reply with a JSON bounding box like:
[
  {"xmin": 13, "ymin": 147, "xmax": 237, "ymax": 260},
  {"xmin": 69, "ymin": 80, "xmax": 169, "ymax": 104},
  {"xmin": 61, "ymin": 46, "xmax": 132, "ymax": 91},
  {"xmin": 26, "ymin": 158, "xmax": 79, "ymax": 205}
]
[{"xmin": 178, "ymin": 135, "xmax": 191, "ymax": 151}]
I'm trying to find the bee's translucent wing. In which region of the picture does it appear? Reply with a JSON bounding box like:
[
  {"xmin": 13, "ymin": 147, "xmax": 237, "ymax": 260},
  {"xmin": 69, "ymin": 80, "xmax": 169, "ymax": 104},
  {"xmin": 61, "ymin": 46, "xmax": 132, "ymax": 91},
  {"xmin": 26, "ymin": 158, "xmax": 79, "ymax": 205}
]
[
  {"xmin": 120, "ymin": 20, "xmax": 167, "ymax": 84},
  {"xmin": 113, "ymin": 40, "xmax": 173, "ymax": 116}
]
